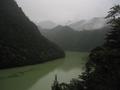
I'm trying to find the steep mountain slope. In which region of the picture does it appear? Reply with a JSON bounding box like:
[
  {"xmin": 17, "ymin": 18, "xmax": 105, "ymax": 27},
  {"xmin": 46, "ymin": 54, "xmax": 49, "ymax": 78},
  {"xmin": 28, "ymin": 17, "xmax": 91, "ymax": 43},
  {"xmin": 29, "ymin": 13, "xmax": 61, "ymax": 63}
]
[
  {"xmin": 0, "ymin": 0, "xmax": 65, "ymax": 69},
  {"xmin": 41, "ymin": 25, "xmax": 110, "ymax": 52}
]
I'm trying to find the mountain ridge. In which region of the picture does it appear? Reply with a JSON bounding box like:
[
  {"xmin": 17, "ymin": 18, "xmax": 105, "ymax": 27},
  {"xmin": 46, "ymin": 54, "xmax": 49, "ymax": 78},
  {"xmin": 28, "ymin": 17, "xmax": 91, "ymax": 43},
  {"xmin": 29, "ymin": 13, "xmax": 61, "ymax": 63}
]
[
  {"xmin": 0, "ymin": 0, "xmax": 65, "ymax": 69},
  {"xmin": 40, "ymin": 25, "xmax": 110, "ymax": 52},
  {"xmin": 37, "ymin": 21, "xmax": 57, "ymax": 29},
  {"xmin": 69, "ymin": 17, "xmax": 107, "ymax": 31}
]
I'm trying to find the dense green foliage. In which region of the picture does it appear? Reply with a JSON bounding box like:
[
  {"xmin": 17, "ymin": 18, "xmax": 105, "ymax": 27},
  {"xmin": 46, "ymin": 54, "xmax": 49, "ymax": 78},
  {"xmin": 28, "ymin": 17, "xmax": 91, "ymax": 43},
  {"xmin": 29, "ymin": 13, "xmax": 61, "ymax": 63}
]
[
  {"xmin": 0, "ymin": 0, "xmax": 65, "ymax": 69},
  {"xmin": 40, "ymin": 25, "xmax": 110, "ymax": 52},
  {"xmin": 52, "ymin": 5, "xmax": 120, "ymax": 90}
]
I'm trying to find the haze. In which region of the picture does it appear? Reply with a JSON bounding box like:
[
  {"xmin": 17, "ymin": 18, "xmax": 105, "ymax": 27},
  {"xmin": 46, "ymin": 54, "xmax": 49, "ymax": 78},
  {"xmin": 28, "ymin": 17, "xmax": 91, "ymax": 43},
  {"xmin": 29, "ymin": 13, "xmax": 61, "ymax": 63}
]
[{"xmin": 16, "ymin": 0, "xmax": 119, "ymax": 25}]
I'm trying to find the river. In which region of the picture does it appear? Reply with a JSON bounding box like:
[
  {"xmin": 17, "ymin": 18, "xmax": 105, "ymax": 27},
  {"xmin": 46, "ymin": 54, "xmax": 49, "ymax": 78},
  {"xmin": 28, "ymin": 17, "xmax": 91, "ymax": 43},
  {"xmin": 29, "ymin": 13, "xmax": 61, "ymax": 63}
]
[{"xmin": 0, "ymin": 52, "xmax": 88, "ymax": 90}]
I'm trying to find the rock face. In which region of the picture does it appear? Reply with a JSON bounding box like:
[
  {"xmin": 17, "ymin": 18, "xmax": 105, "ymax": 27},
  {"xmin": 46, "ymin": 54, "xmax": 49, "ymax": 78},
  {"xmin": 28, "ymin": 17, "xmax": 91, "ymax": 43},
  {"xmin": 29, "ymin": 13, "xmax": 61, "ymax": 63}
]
[{"xmin": 0, "ymin": 0, "xmax": 65, "ymax": 69}]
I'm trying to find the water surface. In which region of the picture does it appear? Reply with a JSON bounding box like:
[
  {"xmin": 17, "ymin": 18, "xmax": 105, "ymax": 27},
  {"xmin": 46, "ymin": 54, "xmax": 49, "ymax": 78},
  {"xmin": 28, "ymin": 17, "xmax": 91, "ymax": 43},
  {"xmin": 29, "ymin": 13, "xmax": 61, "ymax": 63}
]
[{"xmin": 0, "ymin": 52, "xmax": 88, "ymax": 90}]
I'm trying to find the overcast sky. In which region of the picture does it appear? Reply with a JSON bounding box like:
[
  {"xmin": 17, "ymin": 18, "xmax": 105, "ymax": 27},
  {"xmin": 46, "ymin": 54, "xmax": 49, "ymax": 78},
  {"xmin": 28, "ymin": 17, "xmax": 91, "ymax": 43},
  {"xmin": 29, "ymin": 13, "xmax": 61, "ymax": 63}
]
[{"xmin": 16, "ymin": 0, "xmax": 119, "ymax": 24}]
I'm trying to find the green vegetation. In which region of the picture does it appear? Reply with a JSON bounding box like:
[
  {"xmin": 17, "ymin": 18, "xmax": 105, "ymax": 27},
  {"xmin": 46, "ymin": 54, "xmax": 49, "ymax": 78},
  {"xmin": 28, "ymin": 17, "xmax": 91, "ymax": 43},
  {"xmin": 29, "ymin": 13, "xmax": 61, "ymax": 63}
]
[
  {"xmin": 52, "ymin": 5, "xmax": 120, "ymax": 90},
  {"xmin": 41, "ymin": 25, "xmax": 110, "ymax": 52},
  {"xmin": 0, "ymin": 0, "xmax": 65, "ymax": 69},
  {"xmin": 0, "ymin": 52, "xmax": 88, "ymax": 90}
]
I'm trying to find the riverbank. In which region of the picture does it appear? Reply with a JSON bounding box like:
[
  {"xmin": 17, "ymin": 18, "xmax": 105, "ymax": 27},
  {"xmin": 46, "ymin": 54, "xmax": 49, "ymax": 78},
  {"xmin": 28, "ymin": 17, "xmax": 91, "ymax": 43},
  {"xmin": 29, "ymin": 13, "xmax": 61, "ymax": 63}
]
[{"xmin": 0, "ymin": 52, "xmax": 88, "ymax": 90}]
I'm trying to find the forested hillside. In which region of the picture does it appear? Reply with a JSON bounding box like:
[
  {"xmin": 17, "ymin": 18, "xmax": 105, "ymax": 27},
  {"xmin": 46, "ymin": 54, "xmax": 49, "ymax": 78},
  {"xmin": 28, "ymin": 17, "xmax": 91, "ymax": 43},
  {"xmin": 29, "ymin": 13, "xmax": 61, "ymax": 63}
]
[
  {"xmin": 0, "ymin": 0, "xmax": 65, "ymax": 69},
  {"xmin": 52, "ymin": 5, "xmax": 120, "ymax": 90},
  {"xmin": 40, "ymin": 25, "xmax": 110, "ymax": 52}
]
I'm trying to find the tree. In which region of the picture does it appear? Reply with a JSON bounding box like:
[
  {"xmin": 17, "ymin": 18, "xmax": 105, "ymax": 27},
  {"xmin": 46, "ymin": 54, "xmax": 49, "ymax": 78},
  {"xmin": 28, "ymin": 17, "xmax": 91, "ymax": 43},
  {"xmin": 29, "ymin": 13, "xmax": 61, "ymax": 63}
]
[
  {"xmin": 83, "ymin": 4, "xmax": 120, "ymax": 90},
  {"xmin": 105, "ymin": 5, "xmax": 120, "ymax": 49},
  {"xmin": 51, "ymin": 4, "xmax": 120, "ymax": 90}
]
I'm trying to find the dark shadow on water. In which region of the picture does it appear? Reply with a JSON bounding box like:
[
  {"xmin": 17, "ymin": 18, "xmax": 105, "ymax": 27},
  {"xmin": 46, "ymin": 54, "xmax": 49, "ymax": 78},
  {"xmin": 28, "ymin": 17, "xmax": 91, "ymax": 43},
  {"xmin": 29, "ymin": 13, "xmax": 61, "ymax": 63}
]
[
  {"xmin": 0, "ymin": 59, "xmax": 64, "ymax": 90},
  {"xmin": 0, "ymin": 52, "xmax": 88, "ymax": 90}
]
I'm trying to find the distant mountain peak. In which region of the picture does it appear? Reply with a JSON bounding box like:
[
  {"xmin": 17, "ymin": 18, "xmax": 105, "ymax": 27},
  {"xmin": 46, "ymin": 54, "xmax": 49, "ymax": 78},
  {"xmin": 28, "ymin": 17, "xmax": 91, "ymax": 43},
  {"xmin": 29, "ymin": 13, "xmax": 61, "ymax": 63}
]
[
  {"xmin": 38, "ymin": 21, "xmax": 57, "ymax": 29},
  {"xmin": 52, "ymin": 25, "xmax": 74, "ymax": 32},
  {"xmin": 69, "ymin": 17, "xmax": 107, "ymax": 31}
]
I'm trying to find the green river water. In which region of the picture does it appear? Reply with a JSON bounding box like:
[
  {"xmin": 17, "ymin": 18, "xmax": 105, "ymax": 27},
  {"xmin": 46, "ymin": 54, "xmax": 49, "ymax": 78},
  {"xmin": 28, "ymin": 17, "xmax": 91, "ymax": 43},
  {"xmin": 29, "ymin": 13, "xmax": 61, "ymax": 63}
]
[{"xmin": 0, "ymin": 52, "xmax": 88, "ymax": 90}]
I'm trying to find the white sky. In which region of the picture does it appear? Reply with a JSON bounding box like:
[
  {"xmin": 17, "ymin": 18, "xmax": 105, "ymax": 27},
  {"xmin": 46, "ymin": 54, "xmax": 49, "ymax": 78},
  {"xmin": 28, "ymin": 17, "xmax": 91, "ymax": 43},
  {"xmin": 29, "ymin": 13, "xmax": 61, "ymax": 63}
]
[{"xmin": 15, "ymin": 0, "xmax": 120, "ymax": 24}]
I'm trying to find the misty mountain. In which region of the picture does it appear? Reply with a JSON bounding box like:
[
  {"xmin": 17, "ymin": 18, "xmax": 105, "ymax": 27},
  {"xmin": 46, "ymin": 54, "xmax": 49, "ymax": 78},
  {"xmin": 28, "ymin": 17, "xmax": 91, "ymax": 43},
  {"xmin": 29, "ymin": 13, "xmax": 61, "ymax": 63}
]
[
  {"xmin": 37, "ymin": 21, "xmax": 57, "ymax": 29},
  {"xmin": 69, "ymin": 17, "xmax": 107, "ymax": 31},
  {"xmin": 41, "ymin": 25, "xmax": 110, "ymax": 52},
  {"xmin": 0, "ymin": 0, "xmax": 64, "ymax": 69}
]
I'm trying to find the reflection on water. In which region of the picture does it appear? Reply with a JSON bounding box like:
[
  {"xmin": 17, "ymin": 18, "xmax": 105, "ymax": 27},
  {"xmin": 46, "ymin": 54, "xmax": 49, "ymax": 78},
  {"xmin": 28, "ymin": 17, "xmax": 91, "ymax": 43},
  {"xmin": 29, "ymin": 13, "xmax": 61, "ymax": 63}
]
[{"xmin": 0, "ymin": 52, "xmax": 88, "ymax": 90}]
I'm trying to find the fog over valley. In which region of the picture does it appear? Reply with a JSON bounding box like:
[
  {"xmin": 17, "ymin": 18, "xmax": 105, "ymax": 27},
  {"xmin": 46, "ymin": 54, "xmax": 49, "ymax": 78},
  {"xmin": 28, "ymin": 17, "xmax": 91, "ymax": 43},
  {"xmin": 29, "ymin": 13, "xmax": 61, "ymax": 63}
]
[{"xmin": 0, "ymin": 0, "xmax": 120, "ymax": 90}]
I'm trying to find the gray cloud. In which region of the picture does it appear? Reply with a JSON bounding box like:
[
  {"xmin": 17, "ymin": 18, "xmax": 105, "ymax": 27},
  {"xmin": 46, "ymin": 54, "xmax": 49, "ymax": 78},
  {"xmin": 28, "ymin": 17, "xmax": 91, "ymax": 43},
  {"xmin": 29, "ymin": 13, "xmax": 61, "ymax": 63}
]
[{"xmin": 16, "ymin": 0, "xmax": 119, "ymax": 24}]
